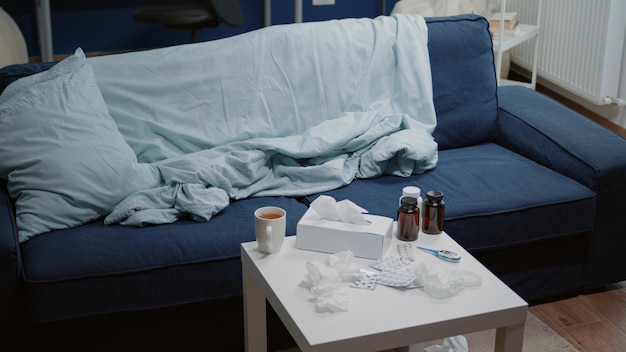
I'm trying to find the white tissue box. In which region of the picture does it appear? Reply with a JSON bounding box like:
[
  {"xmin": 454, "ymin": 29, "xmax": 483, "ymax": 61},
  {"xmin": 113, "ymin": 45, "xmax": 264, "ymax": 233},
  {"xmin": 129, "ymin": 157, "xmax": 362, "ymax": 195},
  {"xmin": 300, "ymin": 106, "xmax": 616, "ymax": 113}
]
[{"xmin": 296, "ymin": 208, "xmax": 394, "ymax": 259}]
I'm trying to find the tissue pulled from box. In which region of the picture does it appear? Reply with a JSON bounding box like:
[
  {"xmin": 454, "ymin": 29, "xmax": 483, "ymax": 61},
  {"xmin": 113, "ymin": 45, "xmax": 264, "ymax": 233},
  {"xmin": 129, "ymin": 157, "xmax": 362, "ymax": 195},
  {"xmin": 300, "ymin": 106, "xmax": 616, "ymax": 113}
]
[
  {"xmin": 415, "ymin": 262, "xmax": 482, "ymax": 299},
  {"xmin": 300, "ymin": 251, "xmax": 362, "ymax": 312},
  {"xmin": 326, "ymin": 250, "xmax": 363, "ymax": 281},
  {"xmin": 303, "ymin": 261, "xmax": 342, "ymax": 297},
  {"xmin": 425, "ymin": 335, "xmax": 469, "ymax": 352},
  {"xmin": 309, "ymin": 195, "xmax": 369, "ymax": 225}
]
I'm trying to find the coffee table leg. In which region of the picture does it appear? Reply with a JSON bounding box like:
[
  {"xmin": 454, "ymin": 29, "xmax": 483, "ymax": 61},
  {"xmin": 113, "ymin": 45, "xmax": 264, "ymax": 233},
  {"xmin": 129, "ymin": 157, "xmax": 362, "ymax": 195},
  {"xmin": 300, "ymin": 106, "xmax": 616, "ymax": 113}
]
[
  {"xmin": 408, "ymin": 342, "xmax": 425, "ymax": 351},
  {"xmin": 244, "ymin": 270, "xmax": 267, "ymax": 352},
  {"xmin": 495, "ymin": 322, "xmax": 524, "ymax": 352}
]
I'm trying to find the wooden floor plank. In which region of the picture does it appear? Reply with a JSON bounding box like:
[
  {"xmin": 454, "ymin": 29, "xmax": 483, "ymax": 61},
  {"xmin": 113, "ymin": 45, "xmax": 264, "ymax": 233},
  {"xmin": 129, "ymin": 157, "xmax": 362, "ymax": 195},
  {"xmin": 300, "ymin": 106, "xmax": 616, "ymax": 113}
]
[
  {"xmin": 579, "ymin": 286, "xmax": 626, "ymax": 334},
  {"xmin": 529, "ymin": 305, "xmax": 586, "ymax": 351},
  {"xmin": 533, "ymin": 297, "xmax": 603, "ymax": 328},
  {"xmin": 563, "ymin": 320, "xmax": 626, "ymax": 352},
  {"xmin": 532, "ymin": 282, "xmax": 626, "ymax": 352}
]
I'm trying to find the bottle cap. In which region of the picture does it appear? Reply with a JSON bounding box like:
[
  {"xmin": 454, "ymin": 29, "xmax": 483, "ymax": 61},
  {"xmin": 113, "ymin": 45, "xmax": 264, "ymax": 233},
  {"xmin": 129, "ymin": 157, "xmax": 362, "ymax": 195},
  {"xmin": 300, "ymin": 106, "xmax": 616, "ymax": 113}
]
[
  {"xmin": 426, "ymin": 190, "xmax": 443, "ymax": 202},
  {"xmin": 402, "ymin": 186, "xmax": 421, "ymax": 197},
  {"xmin": 400, "ymin": 196, "xmax": 418, "ymax": 208}
]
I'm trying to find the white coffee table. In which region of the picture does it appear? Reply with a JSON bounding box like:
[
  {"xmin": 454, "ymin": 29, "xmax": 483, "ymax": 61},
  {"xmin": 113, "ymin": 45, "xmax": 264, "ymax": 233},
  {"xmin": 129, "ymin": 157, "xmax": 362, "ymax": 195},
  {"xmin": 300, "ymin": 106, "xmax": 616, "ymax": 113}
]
[{"xmin": 241, "ymin": 231, "xmax": 527, "ymax": 352}]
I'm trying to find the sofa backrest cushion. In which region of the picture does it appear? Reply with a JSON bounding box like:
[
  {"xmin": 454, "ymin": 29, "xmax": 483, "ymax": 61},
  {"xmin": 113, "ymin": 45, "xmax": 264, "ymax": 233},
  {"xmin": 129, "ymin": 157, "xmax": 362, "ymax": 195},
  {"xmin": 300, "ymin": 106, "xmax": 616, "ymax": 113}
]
[
  {"xmin": 425, "ymin": 15, "xmax": 498, "ymax": 150},
  {"xmin": 0, "ymin": 15, "xmax": 499, "ymax": 153},
  {"xmin": 0, "ymin": 62, "xmax": 56, "ymax": 94}
]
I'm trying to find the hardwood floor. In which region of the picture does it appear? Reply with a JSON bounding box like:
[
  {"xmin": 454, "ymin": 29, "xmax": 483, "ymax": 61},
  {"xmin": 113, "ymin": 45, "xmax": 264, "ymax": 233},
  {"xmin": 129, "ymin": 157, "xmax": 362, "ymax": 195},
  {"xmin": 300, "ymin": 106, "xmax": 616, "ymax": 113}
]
[
  {"xmin": 526, "ymin": 85, "xmax": 626, "ymax": 352},
  {"xmin": 530, "ymin": 282, "xmax": 626, "ymax": 352}
]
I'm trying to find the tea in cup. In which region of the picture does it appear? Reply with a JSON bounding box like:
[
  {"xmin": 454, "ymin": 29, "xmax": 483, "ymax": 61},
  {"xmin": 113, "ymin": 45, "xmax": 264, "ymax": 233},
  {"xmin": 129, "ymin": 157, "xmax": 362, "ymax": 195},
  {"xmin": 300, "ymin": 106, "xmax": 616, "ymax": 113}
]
[{"xmin": 254, "ymin": 206, "xmax": 287, "ymax": 254}]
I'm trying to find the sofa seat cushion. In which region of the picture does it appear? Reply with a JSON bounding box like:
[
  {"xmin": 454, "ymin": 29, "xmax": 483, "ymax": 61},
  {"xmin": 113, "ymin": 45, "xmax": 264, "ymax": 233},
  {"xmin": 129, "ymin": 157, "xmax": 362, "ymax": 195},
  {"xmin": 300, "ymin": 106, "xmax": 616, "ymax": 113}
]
[
  {"xmin": 308, "ymin": 143, "xmax": 596, "ymax": 250},
  {"xmin": 20, "ymin": 196, "xmax": 307, "ymax": 322}
]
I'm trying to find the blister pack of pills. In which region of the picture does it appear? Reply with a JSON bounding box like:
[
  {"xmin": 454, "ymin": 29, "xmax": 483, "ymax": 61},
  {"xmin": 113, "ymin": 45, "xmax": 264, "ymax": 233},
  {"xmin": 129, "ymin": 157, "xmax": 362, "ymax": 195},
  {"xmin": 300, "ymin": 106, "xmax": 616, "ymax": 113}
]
[
  {"xmin": 397, "ymin": 243, "xmax": 415, "ymax": 261},
  {"xmin": 375, "ymin": 268, "xmax": 417, "ymax": 288},
  {"xmin": 369, "ymin": 256, "xmax": 411, "ymax": 271},
  {"xmin": 350, "ymin": 269, "xmax": 379, "ymax": 290}
]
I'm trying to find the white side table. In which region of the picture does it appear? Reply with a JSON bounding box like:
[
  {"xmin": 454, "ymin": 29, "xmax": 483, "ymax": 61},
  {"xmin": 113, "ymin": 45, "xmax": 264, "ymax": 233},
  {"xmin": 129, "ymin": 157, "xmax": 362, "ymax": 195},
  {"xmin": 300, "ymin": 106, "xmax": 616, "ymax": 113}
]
[{"xmin": 241, "ymin": 232, "xmax": 527, "ymax": 352}]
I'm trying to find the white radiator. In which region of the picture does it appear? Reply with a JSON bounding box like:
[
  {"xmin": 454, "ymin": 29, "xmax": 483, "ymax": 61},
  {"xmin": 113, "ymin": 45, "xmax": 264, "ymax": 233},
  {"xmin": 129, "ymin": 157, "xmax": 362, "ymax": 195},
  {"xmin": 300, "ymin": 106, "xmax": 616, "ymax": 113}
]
[{"xmin": 507, "ymin": 0, "xmax": 626, "ymax": 105}]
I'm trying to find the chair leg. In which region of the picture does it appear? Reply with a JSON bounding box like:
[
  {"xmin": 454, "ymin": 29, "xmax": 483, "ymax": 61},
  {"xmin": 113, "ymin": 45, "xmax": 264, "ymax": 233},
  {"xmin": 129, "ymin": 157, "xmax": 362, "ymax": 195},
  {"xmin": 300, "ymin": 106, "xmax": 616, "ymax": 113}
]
[{"xmin": 191, "ymin": 29, "xmax": 198, "ymax": 43}]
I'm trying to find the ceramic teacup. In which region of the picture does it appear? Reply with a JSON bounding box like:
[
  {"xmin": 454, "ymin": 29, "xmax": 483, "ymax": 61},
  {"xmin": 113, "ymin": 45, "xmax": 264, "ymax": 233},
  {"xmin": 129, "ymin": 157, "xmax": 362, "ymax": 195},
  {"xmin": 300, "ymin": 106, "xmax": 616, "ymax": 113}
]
[{"xmin": 254, "ymin": 206, "xmax": 287, "ymax": 254}]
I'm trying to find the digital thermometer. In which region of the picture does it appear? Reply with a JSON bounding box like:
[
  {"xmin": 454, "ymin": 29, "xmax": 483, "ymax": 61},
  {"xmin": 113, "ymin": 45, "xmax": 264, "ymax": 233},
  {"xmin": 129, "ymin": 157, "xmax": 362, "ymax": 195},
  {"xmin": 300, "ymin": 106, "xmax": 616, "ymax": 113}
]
[{"xmin": 417, "ymin": 246, "xmax": 461, "ymax": 262}]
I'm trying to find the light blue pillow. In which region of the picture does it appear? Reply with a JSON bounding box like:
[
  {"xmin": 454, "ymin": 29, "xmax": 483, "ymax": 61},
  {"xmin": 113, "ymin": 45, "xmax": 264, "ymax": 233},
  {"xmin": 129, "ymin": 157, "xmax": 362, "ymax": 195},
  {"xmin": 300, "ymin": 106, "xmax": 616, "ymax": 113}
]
[{"xmin": 0, "ymin": 48, "xmax": 161, "ymax": 242}]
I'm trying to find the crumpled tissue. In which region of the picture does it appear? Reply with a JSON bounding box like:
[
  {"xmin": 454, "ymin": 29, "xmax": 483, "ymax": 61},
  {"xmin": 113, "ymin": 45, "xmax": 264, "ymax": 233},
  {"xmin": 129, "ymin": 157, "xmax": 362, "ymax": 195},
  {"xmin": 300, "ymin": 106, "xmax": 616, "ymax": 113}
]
[
  {"xmin": 300, "ymin": 250, "xmax": 362, "ymax": 312},
  {"xmin": 415, "ymin": 262, "xmax": 482, "ymax": 299},
  {"xmin": 309, "ymin": 195, "xmax": 369, "ymax": 225},
  {"xmin": 425, "ymin": 335, "xmax": 469, "ymax": 352}
]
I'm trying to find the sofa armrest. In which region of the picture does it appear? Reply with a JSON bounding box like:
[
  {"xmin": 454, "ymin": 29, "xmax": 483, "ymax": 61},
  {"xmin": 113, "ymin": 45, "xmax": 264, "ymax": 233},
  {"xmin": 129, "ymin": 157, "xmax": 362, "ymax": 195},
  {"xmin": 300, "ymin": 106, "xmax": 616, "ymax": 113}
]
[
  {"xmin": 496, "ymin": 85, "xmax": 626, "ymax": 288},
  {"xmin": 0, "ymin": 180, "xmax": 23, "ymax": 345},
  {"xmin": 496, "ymin": 86, "xmax": 626, "ymax": 191}
]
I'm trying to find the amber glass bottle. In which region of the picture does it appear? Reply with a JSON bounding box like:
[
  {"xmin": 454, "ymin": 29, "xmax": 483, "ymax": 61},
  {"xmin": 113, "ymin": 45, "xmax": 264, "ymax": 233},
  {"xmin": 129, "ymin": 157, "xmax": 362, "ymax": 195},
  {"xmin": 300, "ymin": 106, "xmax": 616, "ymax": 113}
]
[
  {"xmin": 422, "ymin": 191, "xmax": 445, "ymax": 235},
  {"xmin": 397, "ymin": 197, "xmax": 419, "ymax": 241}
]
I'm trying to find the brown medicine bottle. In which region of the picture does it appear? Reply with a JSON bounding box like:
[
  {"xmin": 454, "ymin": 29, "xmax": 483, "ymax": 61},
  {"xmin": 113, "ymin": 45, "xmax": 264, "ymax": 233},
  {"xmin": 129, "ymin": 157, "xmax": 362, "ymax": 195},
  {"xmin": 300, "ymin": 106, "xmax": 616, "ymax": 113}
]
[
  {"xmin": 397, "ymin": 197, "xmax": 419, "ymax": 241},
  {"xmin": 422, "ymin": 191, "xmax": 445, "ymax": 235}
]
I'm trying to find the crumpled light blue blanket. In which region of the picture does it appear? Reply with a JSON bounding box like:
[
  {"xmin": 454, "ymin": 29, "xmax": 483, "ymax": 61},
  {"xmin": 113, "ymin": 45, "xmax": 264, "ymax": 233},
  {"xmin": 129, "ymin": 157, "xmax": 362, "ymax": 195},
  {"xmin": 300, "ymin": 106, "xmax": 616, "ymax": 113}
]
[{"xmin": 88, "ymin": 14, "xmax": 438, "ymax": 226}]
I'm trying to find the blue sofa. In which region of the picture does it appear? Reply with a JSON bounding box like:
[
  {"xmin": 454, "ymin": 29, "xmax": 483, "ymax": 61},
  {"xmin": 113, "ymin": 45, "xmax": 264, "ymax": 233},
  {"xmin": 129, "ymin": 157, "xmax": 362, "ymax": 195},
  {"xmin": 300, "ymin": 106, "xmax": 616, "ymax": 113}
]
[{"xmin": 2, "ymin": 14, "xmax": 626, "ymax": 351}]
